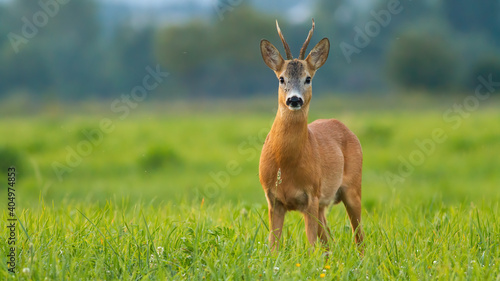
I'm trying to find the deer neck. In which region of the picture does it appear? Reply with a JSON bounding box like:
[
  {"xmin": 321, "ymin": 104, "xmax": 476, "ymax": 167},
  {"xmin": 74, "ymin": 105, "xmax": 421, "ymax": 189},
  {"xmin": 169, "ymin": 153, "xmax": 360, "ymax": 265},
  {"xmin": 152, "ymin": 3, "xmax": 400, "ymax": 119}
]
[{"xmin": 269, "ymin": 104, "xmax": 310, "ymax": 164}]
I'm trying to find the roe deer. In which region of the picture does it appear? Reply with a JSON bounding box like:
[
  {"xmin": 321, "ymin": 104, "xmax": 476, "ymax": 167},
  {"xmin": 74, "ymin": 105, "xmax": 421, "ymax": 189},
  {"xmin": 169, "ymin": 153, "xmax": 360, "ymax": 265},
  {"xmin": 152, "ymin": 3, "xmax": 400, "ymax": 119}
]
[{"xmin": 259, "ymin": 19, "xmax": 364, "ymax": 252}]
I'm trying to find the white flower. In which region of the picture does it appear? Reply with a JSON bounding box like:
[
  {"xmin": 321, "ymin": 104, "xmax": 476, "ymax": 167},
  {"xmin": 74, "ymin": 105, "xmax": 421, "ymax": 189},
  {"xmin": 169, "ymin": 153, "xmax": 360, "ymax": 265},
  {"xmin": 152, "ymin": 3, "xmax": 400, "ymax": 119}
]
[
  {"xmin": 157, "ymin": 246, "xmax": 164, "ymax": 256},
  {"xmin": 22, "ymin": 268, "xmax": 30, "ymax": 274}
]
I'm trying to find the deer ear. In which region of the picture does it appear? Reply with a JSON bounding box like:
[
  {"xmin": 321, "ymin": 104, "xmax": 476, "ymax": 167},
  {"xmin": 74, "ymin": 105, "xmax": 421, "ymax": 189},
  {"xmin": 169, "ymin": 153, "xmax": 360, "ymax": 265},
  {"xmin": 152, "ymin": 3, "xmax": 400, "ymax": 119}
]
[
  {"xmin": 305, "ymin": 38, "xmax": 330, "ymax": 71},
  {"xmin": 260, "ymin": 39, "xmax": 284, "ymax": 72}
]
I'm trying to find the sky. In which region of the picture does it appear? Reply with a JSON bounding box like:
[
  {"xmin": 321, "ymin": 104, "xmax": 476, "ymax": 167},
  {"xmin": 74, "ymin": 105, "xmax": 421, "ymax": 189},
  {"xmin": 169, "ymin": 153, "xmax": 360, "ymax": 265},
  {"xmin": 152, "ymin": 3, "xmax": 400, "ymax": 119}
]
[
  {"xmin": 100, "ymin": 0, "xmax": 314, "ymax": 25},
  {"xmin": 0, "ymin": 0, "xmax": 214, "ymax": 6},
  {"xmin": 102, "ymin": 0, "xmax": 214, "ymax": 7}
]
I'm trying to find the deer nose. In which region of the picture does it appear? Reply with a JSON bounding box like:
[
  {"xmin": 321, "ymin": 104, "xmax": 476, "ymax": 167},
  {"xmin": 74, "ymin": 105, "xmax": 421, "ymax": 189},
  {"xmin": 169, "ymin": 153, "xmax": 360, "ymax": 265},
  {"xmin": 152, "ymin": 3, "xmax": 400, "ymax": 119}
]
[{"xmin": 286, "ymin": 96, "xmax": 304, "ymax": 108}]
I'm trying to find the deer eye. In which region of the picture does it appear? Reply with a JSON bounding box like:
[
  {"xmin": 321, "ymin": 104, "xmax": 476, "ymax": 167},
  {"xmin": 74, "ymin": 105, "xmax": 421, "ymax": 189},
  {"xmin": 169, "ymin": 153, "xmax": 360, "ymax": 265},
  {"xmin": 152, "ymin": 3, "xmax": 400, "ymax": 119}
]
[
  {"xmin": 305, "ymin": 77, "xmax": 311, "ymax": 84},
  {"xmin": 279, "ymin": 77, "xmax": 285, "ymax": 84}
]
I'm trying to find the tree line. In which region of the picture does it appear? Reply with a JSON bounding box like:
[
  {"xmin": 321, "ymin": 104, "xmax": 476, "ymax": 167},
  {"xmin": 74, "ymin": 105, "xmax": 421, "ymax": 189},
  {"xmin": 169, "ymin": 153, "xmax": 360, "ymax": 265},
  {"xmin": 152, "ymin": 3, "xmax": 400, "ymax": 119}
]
[{"xmin": 1, "ymin": 0, "xmax": 499, "ymax": 101}]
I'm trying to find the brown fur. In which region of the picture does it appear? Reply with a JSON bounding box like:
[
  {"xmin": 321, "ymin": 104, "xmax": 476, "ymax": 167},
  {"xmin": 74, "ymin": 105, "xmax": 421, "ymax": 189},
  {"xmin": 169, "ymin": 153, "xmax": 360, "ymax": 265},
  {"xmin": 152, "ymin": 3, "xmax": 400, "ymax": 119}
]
[{"xmin": 259, "ymin": 22, "xmax": 364, "ymax": 252}]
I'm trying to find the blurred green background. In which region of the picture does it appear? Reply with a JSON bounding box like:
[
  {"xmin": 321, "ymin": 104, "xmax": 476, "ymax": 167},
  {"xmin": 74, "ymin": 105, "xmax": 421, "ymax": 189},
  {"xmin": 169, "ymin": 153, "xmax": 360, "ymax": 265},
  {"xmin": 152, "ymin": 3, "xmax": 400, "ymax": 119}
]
[
  {"xmin": 2, "ymin": 0, "xmax": 500, "ymax": 99},
  {"xmin": 1, "ymin": 0, "xmax": 499, "ymax": 207}
]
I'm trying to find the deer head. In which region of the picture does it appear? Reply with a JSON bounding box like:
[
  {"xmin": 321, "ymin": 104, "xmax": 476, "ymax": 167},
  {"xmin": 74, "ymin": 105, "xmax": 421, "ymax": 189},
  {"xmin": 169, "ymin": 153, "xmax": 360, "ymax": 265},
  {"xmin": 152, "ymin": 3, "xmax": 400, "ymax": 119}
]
[{"xmin": 260, "ymin": 19, "xmax": 330, "ymax": 112}]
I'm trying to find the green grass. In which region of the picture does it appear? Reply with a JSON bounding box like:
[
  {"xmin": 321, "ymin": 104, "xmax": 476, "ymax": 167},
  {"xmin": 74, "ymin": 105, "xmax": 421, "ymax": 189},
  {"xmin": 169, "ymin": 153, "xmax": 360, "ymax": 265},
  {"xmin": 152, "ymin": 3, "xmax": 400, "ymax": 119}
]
[
  {"xmin": 1, "ymin": 96, "xmax": 500, "ymax": 279},
  {"xmin": 1, "ymin": 198, "xmax": 499, "ymax": 280}
]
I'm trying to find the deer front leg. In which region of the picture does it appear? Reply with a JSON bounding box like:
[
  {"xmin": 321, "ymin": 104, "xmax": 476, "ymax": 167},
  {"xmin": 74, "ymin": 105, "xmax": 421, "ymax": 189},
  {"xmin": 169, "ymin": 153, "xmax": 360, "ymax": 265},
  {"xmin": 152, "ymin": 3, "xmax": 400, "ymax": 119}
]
[
  {"xmin": 268, "ymin": 199, "xmax": 286, "ymax": 251},
  {"xmin": 318, "ymin": 206, "xmax": 332, "ymax": 245},
  {"xmin": 303, "ymin": 197, "xmax": 319, "ymax": 246}
]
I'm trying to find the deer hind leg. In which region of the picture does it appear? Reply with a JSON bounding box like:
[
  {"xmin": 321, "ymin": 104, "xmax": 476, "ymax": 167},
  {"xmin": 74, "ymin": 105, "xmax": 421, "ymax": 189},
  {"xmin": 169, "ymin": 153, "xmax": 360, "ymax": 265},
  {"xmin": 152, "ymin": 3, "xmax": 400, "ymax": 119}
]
[
  {"xmin": 340, "ymin": 137, "xmax": 364, "ymax": 253},
  {"xmin": 340, "ymin": 186, "xmax": 364, "ymax": 251}
]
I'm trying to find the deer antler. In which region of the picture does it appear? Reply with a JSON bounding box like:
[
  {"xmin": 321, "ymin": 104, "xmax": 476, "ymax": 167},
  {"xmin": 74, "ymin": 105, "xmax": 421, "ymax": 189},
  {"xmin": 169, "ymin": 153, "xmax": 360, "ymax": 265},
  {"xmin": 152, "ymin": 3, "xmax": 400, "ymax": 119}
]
[
  {"xmin": 276, "ymin": 20, "xmax": 293, "ymax": 60},
  {"xmin": 299, "ymin": 19, "xmax": 315, "ymax": 60}
]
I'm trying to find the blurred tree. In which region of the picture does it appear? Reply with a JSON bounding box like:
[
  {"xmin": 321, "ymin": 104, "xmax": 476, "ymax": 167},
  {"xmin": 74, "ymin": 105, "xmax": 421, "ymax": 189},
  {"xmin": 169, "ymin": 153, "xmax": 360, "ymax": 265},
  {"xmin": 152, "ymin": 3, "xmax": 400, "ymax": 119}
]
[
  {"xmin": 210, "ymin": 5, "xmax": 280, "ymax": 96},
  {"xmin": 468, "ymin": 55, "xmax": 500, "ymax": 92},
  {"xmin": 442, "ymin": 0, "xmax": 500, "ymax": 45},
  {"xmin": 156, "ymin": 21, "xmax": 211, "ymax": 74},
  {"xmin": 0, "ymin": 44, "xmax": 52, "ymax": 94},
  {"xmin": 155, "ymin": 5, "xmax": 277, "ymax": 97},
  {"xmin": 313, "ymin": 0, "xmax": 351, "ymax": 92},
  {"xmin": 38, "ymin": 0, "xmax": 102, "ymax": 99},
  {"xmin": 368, "ymin": 0, "xmax": 438, "ymax": 54},
  {"xmin": 313, "ymin": 1, "xmax": 345, "ymax": 34},
  {"xmin": 107, "ymin": 25, "xmax": 157, "ymax": 95},
  {"xmin": 0, "ymin": 4, "xmax": 10, "ymax": 46},
  {"xmin": 2, "ymin": 0, "xmax": 499, "ymax": 100},
  {"xmin": 314, "ymin": 0, "xmax": 440, "ymax": 93},
  {"xmin": 0, "ymin": 4, "xmax": 13, "ymax": 95},
  {"xmin": 155, "ymin": 20, "xmax": 212, "ymax": 97},
  {"xmin": 1, "ymin": 0, "xmax": 102, "ymax": 99},
  {"xmin": 387, "ymin": 27, "xmax": 458, "ymax": 92}
]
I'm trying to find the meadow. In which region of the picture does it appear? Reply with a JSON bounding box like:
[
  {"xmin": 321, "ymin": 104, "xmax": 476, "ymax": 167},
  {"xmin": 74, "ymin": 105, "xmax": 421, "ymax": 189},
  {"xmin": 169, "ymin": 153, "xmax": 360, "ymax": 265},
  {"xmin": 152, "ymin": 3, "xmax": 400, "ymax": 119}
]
[{"xmin": 1, "ymin": 95, "xmax": 499, "ymax": 280}]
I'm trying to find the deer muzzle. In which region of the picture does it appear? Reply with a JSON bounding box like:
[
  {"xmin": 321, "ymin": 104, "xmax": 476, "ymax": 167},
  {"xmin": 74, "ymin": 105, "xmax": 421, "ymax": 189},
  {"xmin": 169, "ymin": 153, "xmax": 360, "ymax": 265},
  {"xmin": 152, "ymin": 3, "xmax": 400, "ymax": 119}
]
[{"xmin": 286, "ymin": 95, "xmax": 304, "ymax": 109}]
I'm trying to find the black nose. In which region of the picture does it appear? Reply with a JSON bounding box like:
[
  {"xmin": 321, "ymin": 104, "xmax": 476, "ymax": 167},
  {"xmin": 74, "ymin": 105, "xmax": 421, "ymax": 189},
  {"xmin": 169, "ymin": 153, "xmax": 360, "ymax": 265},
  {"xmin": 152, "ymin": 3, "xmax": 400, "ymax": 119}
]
[{"xmin": 286, "ymin": 96, "xmax": 304, "ymax": 108}]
